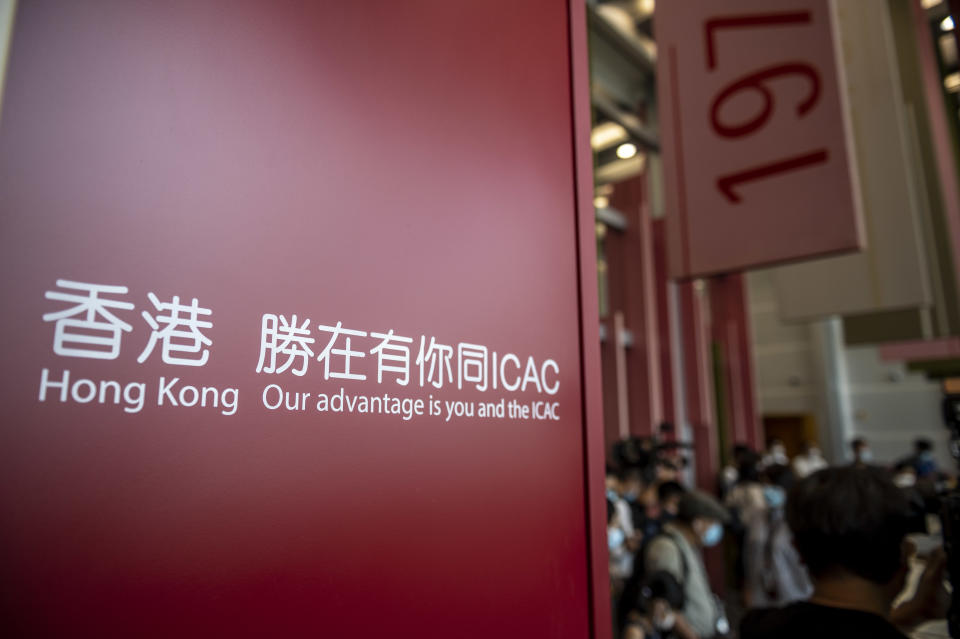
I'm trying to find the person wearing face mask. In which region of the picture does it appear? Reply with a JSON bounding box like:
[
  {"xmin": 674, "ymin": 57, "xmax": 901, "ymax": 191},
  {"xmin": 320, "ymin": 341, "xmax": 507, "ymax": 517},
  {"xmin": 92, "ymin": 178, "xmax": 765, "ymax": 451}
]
[
  {"xmin": 740, "ymin": 466, "xmax": 948, "ymax": 639},
  {"xmin": 643, "ymin": 491, "xmax": 731, "ymax": 638},
  {"xmin": 892, "ymin": 461, "xmax": 917, "ymax": 489},
  {"xmin": 910, "ymin": 438, "xmax": 938, "ymax": 479},
  {"xmin": 742, "ymin": 465, "xmax": 811, "ymax": 609},
  {"xmin": 609, "ymin": 496, "xmax": 634, "ymax": 588},
  {"xmin": 851, "ymin": 437, "xmax": 873, "ymax": 466},
  {"xmin": 792, "ymin": 441, "xmax": 828, "ymax": 479},
  {"xmin": 622, "ymin": 467, "xmax": 665, "ymax": 543},
  {"xmin": 658, "ymin": 482, "xmax": 686, "ymax": 522},
  {"xmin": 761, "ymin": 438, "xmax": 789, "ymax": 469},
  {"xmin": 725, "ymin": 453, "xmax": 766, "ymax": 526},
  {"xmin": 616, "ymin": 468, "xmax": 646, "ymax": 544},
  {"xmin": 609, "ymin": 470, "xmax": 642, "ymax": 585},
  {"xmin": 622, "ymin": 570, "xmax": 687, "ymax": 639}
]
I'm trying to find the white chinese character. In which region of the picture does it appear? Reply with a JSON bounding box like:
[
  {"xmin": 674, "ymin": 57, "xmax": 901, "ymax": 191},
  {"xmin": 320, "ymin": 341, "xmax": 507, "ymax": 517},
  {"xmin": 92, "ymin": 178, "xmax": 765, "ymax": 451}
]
[
  {"xmin": 317, "ymin": 322, "xmax": 367, "ymax": 380},
  {"xmin": 138, "ymin": 292, "xmax": 213, "ymax": 366},
  {"xmin": 417, "ymin": 336, "xmax": 453, "ymax": 389},
  {"xmin": 43, "ymin": 279, "xmax": 134, "ymax": 360},
  {"xmin": 256, "ymin": 314, "xmax": 316, "ymax": 376},
  {"xmin": 369, "ymin": 330, "xmax": 413, "ymax": 385},
  {"xmin": 458, "ymin": 343, "xmax": 488, "ymax": 391}
]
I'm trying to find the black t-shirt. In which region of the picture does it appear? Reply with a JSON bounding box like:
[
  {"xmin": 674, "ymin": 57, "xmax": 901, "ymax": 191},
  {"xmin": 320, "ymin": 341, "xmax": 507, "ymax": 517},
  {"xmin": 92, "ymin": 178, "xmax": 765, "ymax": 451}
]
[{"xmin": 741, "ymin": 602, "xmax": 908, "ymax": 639}]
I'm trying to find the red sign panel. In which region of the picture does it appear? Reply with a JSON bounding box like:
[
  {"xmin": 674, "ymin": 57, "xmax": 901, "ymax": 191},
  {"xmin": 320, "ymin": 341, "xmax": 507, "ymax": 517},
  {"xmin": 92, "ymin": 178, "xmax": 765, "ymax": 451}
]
[
  {"xmin": 0, "ymin": 2, "xmax": 605, "ymax": 636},
  {"xmin": 657, "ymin": 0, "xmax": 864, "ymax": 279}
]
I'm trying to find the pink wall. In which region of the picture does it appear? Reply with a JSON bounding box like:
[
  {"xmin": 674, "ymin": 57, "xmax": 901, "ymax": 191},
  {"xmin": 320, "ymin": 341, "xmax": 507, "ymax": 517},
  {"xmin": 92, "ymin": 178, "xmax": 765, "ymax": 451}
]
[
  {"xmin": 605, "ymin": 178, "xmax": 663, "ymax": 442},
  {"xmin": 711, "ymin": 275, "xmax": 762, "ymax": 451},
  {"xmin": 653, "ymin": 219, "xmax": 678, "ymax": 437},
  {"xmin": 0, "ymin": 1, "xmax": 605, "ymax": 635}
]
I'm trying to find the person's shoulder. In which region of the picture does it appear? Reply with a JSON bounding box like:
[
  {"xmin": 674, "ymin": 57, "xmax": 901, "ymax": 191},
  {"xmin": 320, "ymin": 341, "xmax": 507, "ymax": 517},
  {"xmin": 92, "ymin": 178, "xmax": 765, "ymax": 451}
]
[
  {"xmin": 740, "ymin": 602, "xmax": 806, "ymax": 638},
  {"xmin": 741, "ymin": 602, "xmax": 909, "ymax": 639},
  {"xmin": 644, "ymin": 533, "xmax": 685, "ymax": 573},
  {"xmin": 645, "ymin": 534, "xmax": 681, "ymax": 557}
]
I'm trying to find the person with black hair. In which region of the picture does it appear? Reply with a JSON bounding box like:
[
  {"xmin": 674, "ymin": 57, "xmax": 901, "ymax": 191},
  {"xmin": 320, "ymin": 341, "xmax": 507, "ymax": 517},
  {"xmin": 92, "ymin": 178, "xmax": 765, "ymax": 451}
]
[
  {"xmin": 657, "ymin": 481, "xmax": 686, "ymax": 521},
  {"xmin": 622, "ymin": 570, "xmax": 688, "ymax": 639},
  {"xmin": 617, "ymin": 467, "xmax": 646, "ymax": 537},
  {"xmin": 740, "ymin": 466, "xmax": 948, "ymax": 639},
  {"xmin": 719, "ymin": 445, "xmax": 751, "ymax": 500},
  {"xmin": 615, "ymin": 437, "xmax": 656, "ymax": 471},
  {"xmin": 911, "ymin": 438, "xmax": 938, "ymax": 479},
  {"xmin": 792, "ymin": 440, "xmax": 827, "ymax": 479},
  {"xmin": 725, "ymin": 452, "xmax": 765, "ymax": 528},
  {"xmin": 656, "ymin": 459, "xmax": 681, "ymax": 484},
  {"xmin": 851, "ymin": 436, "xmax": 872, "ymax": 466},
  {"xmin": 761, "ymin": 438, "xmax": 788, "ymax": 468},
  {"xmin": 621, "ymin": 465, "xmax": 665, "ymax": 545},
  {"xmin": 892, "ymin": 460, "xmax": 918, "ymax": 488}
]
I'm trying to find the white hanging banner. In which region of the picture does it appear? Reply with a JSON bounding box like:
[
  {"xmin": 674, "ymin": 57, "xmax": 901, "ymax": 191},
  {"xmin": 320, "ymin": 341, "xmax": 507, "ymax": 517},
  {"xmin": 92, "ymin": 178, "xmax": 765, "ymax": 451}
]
[{"xmin": 657, "ymin": 0, "xmax": 864, "ymax": 279}]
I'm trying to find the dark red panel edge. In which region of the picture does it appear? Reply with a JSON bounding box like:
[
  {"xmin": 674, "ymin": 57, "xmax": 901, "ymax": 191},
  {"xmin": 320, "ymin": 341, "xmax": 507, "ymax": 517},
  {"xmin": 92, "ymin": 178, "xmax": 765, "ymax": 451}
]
[{"xmin": 567, "ymin": 2, "xmax": 612, "ymax": 638}]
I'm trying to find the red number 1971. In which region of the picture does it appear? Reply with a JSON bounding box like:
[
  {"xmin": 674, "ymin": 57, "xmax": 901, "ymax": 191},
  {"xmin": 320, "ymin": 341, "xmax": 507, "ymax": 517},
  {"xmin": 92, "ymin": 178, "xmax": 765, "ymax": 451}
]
[{"xmin": 705, "ymin": 12, "xmax": 828, "ymax": 203}]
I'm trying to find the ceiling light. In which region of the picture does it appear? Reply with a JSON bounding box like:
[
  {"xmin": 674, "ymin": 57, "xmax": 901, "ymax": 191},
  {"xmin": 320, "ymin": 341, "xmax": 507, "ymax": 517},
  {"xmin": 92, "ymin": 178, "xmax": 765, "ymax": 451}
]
[
  {"xmin": 942, "ymin": 16, "xmax": 954, "ymax": 31},
  {"xmin": 922, "ymin": 0, "xmax": 943, "ymax": 8},
  {"xmin": 944, "ymin": 71, "xmax": 960, "ymax": 93},
  {"xmin": 616, "ymin": 142, "xmax": 638, "ymax": 159},
  {"xmin": 594, "ymin": 196, "xmax": 610, "ymax": 209},
  {"xmin": 591, "ymin": 122, "xmax": 629, "ymax": 151},
  {"xmin": 940, "ymin": 34, "xmax": 958, "ymax": 66},
  {"xmin": 597, "ymin": 5, "xmax": 636, "ymax": 37}
]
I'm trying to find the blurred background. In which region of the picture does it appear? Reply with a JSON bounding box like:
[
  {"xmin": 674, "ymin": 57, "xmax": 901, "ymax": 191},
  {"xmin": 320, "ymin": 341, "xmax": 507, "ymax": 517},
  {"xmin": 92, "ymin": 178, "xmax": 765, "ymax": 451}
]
[{"xmin": 589, "ymin": 0, "xmax": 960, "ymax": 637}]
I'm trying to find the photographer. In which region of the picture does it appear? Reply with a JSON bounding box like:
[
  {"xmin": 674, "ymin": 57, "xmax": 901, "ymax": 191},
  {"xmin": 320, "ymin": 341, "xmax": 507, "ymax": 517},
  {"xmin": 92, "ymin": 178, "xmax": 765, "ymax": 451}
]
[
  {"xmin": 622, "ymin": 571, "xmax": 688, "ymax": 639},
  {"xmin": 642, "ymin": 491, "xmax": 730, "ymax": 639}
]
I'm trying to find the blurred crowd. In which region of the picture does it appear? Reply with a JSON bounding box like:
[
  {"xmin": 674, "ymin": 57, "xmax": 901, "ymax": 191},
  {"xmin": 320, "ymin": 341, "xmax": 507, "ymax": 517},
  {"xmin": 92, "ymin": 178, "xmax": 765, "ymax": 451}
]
[{"xmin": 606, "ymin": 433, "xmax": 956, "ymax": 639}]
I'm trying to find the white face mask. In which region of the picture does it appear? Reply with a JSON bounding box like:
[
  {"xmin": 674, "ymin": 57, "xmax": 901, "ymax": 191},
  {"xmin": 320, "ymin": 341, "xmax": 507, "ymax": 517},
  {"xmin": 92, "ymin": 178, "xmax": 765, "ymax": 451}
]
[
  {"xmin": 700, "ymin": 522, "xmax": 724, "ymax": 547},
  {"xmin": 607, "ymin": 527, "xmax": 626, "ymax": 551},
  {"xmin": 860, "ymin": 449, "xmax": 873, "ymax": 462},
  {"xmin": 894, "ymin": 473, "xmax": 916, "ymax": 488},
  {"xmin": 655, "ymin": 611, "xmax": 676, "ymax": 631}
]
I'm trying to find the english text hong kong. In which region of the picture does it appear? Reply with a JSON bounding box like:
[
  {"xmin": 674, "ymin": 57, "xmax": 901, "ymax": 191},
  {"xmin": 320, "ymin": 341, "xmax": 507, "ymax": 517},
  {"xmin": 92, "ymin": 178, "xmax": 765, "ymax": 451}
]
[
  {"xmin": 37, "ymin": 368, "xmax": 239, "ymax": 416},
  {"xmin": 262, "ymin": 384, "xmax": 561, "ymax": 422}
]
